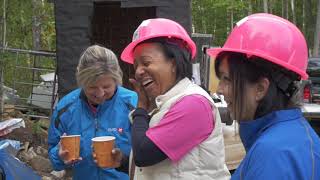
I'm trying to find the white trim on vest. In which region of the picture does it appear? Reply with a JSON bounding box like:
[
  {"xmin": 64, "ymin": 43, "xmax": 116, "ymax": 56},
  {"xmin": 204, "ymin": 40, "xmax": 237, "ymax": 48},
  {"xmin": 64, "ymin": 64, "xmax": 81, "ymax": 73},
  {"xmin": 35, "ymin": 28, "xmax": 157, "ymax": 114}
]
[{"xmin": 132, "ymin": 78, "xmax": 230, "ymax": 180}]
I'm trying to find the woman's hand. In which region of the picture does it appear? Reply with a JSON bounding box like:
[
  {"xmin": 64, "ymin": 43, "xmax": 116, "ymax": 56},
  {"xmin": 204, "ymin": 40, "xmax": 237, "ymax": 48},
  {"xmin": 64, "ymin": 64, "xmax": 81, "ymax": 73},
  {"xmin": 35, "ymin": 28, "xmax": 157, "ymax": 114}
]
[
  {"xmin": 111, "ymin": 148, "xmax": 123, "ymax": 168},
  {"xmin": 58, "ymin": 133, "xmax": 82, "ymax": 165},
  {"xmin": 92, "ymin": 148, "xmax": 123, "ymax": 168},
  {"xmin": 129, "ymin": 78, "xmax": 149, "ymax": 110}
]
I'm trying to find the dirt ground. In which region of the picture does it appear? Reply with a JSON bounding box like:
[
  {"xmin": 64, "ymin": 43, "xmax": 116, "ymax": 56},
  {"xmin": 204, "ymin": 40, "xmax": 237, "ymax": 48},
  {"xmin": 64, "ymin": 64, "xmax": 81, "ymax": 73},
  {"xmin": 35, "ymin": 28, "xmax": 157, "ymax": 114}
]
[
  {"xmin": 2, "ymin": 105, "xmax": 48, "ymax": 148},
  {"xmin": 4, "ymin": 118, "xmax": 48, "ymax": 149},
  {"xmin": 1, "ymin": 105, "xmax": 71, "ymax": 179}
]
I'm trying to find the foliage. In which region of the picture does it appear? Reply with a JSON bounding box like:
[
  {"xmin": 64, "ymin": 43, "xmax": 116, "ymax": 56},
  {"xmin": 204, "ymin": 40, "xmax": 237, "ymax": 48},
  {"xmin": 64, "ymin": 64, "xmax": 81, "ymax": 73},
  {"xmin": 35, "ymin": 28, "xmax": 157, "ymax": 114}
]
[
  {"xmin": 0, "ymin": 0, "xmax": 319, "ymax": 100},
  {"xmin": 192, "ymin": 0, "xmax": 319, "ymax": 56},
  {"xmin": 32, "ymin": 119, "xmax": 42, "ymax": 135},
  {"xmin": 2, "ymin": 0, "xmax": 56, "ymax": 50},
  {"xmin": 0, "ymin": 0, "xmax": 56, "ymax": 99}
]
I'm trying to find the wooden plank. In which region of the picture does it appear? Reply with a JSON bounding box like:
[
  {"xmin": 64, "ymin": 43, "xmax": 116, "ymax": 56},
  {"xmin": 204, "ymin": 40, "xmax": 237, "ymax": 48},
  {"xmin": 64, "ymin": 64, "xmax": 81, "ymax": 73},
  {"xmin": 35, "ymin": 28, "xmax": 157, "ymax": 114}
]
[{"xmin": 224, "ymin": 131, "xmax": 246, "ymax": 170}]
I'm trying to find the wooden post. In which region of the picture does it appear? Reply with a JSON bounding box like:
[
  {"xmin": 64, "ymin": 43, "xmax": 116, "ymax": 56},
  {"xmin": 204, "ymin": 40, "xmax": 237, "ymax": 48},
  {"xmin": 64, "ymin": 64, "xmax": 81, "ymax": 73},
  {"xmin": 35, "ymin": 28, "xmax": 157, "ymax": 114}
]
[
  {"xmin": 0, "ymin": 0, "xmax": 6, "ymax": 119},
  {"xmin": 0, "ymin": 65, "xmax": 3, "ymax": 119},
  {"xmin": 313, "ymin": 0, "xmax": 320, "ymax": 57},
  {"xmin": 2, "ymin": 0, "xmax": 6, "ymax": 47},
  {"xmin": 263, "ymin": 0, "xmax": 268, "ymax": 13}
]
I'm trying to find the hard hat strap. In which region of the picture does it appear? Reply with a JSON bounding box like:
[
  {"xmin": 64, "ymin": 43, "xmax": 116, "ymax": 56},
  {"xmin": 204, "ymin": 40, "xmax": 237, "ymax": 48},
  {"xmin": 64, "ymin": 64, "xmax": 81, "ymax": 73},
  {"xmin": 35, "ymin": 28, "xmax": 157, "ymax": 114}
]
[{"xmin": 271, "ymin": 70, "xmax": 298, "ymax": 98}]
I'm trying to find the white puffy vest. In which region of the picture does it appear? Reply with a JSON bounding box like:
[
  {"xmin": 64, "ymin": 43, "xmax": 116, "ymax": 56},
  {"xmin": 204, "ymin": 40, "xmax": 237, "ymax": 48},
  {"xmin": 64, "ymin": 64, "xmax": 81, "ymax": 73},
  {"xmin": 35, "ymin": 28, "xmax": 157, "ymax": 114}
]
[{"xmin": 132, "ymin": 78, "xmax": 230, "ymax": 180}]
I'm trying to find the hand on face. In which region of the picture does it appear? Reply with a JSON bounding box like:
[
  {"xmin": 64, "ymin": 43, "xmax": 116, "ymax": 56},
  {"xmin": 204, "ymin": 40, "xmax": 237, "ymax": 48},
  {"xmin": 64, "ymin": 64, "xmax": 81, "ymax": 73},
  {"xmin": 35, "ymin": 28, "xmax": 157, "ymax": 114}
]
[{"xmin": 129, "ymin": 78, "xmax": 150, "ymax": 110}]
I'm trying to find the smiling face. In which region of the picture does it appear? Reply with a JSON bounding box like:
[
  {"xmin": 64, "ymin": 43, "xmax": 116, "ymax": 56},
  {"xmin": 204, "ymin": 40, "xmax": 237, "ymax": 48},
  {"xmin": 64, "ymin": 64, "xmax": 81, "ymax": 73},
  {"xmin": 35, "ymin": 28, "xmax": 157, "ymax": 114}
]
[
  {"xmin": 84, "ymin": 74, "xmax": 117, "ymax": 105},
  {"xmin": 216, "ymin": 58, "xmax": 234, "ymax": 115},
  {"xmin": 133, "ymin": 42, "xmax": 177, "ymax": 99},
  {"xmin": 217, "ymin": 57, "xmax": 261, "ymax": 121}
]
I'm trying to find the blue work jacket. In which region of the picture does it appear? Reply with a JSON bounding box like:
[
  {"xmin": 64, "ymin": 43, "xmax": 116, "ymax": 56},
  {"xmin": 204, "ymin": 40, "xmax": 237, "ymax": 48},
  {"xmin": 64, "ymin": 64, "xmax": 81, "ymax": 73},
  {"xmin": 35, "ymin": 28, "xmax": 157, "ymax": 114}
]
[
  {"xmin": 48, "ymin": 86, "xmax": 137, "ymax": 180},
  {"xmin": 232, "ymin": 108, "xmax": 320, "ymax": 180}
]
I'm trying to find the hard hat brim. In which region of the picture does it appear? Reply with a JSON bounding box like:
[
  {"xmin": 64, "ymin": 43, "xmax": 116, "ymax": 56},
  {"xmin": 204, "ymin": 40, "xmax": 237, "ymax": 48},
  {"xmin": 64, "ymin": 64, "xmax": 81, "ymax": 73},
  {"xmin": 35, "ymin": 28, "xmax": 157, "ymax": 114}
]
[
  {"xmin": 121, "ymin": 35, "xmax": 153, "ymax": 64},
  {"xmin": 207, "ymin": 48, "xmax": 308, "ymax": 80},
  {"xmin": 121, "ymin": 35, "xmax": 197, "ymax": 64}
]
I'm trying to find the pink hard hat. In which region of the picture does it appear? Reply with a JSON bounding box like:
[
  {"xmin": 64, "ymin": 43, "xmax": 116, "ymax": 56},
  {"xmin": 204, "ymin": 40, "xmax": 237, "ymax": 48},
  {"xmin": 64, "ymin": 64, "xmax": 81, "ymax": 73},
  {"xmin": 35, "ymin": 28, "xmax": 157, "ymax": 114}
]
[
  {"xmin": 207, "ymin": 13, "xmax": 309, "ymax": 80},
  {"xmin": 121, "ymin": 18, "xmax": 197, "ymax": 64}
]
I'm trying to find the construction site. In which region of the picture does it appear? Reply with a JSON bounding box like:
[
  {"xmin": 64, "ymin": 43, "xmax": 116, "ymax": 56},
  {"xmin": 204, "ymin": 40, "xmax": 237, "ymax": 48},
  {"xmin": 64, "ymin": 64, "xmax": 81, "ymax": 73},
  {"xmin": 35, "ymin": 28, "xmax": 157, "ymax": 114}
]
[{"xmin": 0, "ymin": 0, "xmax": 319, "ymax": 179}]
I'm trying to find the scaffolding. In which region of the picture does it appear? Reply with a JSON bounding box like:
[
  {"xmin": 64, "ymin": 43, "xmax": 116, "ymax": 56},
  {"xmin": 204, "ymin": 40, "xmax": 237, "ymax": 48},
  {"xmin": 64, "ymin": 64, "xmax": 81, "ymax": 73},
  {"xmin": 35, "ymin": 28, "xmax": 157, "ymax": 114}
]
[
  {"xmin": 0, "ymin": 0, "xmax": 57, "ymax": 120},
  {"xmin": 0, "ymin": 47, "xmax": 57, "ymax": 119}
]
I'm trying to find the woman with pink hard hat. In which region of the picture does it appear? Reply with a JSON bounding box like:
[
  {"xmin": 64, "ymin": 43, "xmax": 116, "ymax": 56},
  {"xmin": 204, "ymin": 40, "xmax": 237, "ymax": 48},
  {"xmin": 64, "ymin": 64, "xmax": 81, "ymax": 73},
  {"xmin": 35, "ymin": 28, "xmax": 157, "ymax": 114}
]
[
  {"xmin": 121, "ymin": 18, "xmax": 230, "ymax": 180},
  {"xmin": 208, "ymin": 13, "xmax": 320, "ymax": 179}
]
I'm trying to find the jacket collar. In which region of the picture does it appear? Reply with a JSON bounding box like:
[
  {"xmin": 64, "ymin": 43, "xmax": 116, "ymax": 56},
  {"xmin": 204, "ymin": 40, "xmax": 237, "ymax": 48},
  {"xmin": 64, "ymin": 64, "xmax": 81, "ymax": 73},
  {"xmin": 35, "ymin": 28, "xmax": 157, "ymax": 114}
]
[
  {"xmin": 154, "ymin": 78, "xmax": 192, "ymax": 108},
  {"xmin": 239, "ymin": 108, "xmax": 302, "ymax": 152}
]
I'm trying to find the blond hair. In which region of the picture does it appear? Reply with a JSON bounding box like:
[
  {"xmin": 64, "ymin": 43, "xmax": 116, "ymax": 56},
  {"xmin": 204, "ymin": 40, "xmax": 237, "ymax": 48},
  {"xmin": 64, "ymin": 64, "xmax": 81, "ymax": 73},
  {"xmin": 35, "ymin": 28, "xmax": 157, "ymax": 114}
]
[{"xmin": 76, "ymin": 45, "xmax": 123, "ymax": 87}]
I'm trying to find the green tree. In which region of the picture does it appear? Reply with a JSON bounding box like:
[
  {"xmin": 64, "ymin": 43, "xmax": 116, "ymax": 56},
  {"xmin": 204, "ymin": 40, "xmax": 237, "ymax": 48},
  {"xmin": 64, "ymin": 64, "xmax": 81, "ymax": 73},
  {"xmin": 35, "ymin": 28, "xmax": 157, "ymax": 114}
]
[
  {"xmin": 2, "ymin": 0, "xmax": 55, "ymax": 50},
  {"xmin": 0, "ymin": 0, "xmax": 56, "ymax": 98},
  {"xmin": 192, "ymin": 0, "xmax": 319, "ymax": 56}
]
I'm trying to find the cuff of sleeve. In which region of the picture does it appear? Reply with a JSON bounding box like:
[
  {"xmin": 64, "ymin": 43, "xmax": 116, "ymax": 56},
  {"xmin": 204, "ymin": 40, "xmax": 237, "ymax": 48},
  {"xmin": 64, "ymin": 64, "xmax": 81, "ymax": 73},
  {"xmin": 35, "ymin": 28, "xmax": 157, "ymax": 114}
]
[
  {"xmin": 115, "ymin": 154, "xmax": 129, "ymax": 173},
  {"xmin": 128, "ymin": 109, "xmax": 135, "ymax": 124},
  {"xmin": 129, "ymin": 108, "xmax": 149, "ymax": 124},
  {"xmin": 49, "ymin": 144, "xmax": 66, "ymax": 170},
  {"xmin": 132, "ymin": 108, "xmax": 149, "ymax": 118}
]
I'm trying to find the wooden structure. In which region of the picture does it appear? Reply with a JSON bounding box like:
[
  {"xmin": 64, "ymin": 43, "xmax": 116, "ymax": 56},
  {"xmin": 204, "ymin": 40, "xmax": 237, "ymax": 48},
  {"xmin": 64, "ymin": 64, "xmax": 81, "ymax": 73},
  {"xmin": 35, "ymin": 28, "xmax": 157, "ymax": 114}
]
[{"xmin": 54, "ymin": 0, "xmax": 192, "ymax": 97}]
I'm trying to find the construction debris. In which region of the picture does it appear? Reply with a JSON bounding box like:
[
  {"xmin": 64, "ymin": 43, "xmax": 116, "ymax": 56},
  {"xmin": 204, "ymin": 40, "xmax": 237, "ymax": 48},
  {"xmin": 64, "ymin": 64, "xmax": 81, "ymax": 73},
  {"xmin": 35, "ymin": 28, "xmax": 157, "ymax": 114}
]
[
  {"xmin": 0, "ymin": 118, "xmax": 25, "ymax": 137},
  {"xmin": 0, "ymin": 149, "xmax": 41, "ymax": 180},
  {"xmin": 0, "ymin": 106, "xmax": 72, "ymax": 179}
]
